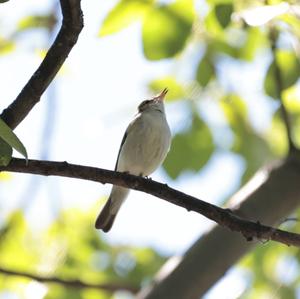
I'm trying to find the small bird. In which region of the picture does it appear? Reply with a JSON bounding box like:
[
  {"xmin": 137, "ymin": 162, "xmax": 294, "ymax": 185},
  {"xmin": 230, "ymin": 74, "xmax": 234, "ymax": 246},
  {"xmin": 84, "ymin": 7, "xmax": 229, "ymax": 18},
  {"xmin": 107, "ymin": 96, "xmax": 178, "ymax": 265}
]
[{"xmin": 95, "ymin": 88, "xmax": 171, "ymax": 232}]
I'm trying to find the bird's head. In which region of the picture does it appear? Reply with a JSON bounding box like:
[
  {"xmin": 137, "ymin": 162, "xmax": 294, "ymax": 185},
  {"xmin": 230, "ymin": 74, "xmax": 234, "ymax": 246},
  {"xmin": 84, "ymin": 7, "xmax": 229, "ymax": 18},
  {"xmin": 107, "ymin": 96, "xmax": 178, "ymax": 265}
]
[{"xmin": 138, "ymin": 88, "xmax": 168, "ymax": 114}]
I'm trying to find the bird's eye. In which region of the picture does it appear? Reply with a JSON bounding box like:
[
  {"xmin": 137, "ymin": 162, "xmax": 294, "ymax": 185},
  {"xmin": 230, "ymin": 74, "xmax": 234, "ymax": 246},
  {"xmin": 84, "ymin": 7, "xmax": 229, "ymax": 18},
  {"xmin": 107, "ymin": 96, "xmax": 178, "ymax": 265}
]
[{"xmin": 138, "ymin": 100, "xmax": 151, "ymax": 111}]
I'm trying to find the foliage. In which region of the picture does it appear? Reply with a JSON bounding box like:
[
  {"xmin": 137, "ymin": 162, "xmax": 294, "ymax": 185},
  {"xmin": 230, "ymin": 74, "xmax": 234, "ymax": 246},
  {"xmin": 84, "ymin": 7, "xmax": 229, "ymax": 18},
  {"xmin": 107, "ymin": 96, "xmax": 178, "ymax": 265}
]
[
  {"xmin": 264, "ymin": 50, "xmax": 300, "ymax": 99},
  {"xmin": 0, "ymin": 119, "xmax": 27, "ymax": 166},
  {"xmin": 97, "ymin": 0, "xmax": 300, "ymax": 296},
  {"xmin": 0, "ymin": 209, "xmax": 167, "ymax": 299},
  {"xmin": 239, "ymin": 216, "xmax": 300, "ymax": 298},
  {"xmin": 1, "ymin": 0, "xmax": 300, "ymax": 297},
  {"xmin": 163, "ymin": 113, "xmax": 214, "ymax": 179},
  {"xmin": 99, "ymin": 0, "xmax": 300, "ymax": 182}
]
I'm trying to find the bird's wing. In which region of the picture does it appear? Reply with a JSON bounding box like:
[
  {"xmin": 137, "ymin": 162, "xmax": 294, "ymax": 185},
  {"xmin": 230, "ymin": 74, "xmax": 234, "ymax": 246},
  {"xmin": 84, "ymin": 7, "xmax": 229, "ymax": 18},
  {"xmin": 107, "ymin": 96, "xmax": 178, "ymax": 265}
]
[
  {"xmin": 114, "ymin": 115, "xmax": 140, "ymax": 171},
  {"xmin": 114, "ymin": 130, "xmax": 128, "ymax": 171}
]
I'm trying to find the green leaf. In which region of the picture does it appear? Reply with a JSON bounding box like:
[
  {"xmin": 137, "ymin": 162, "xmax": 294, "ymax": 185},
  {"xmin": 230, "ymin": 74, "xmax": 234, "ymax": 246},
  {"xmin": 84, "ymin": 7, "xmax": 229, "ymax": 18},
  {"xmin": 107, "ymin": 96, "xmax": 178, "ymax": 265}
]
[
  {"xmin": 149, "ymin": 76, "xmax": 185, "ymax": 101},
  {"xmin": 0, "ymin": 37, "xmax": 15, "ymax": 55},
  {"xmin": 0, "ymin": 0, "xmax": 9, "ymax": 3},
  {"xmin": 142, "ymin": 0, "xmax": 195, "ymax": 60},
  {"xmin": 18, "ymin": 14, "xmax": 57, "ymax": 31},
  {"xmin": 99, "ymin": 0, "xmax": 152, "ymax": 36},
  {"xmin": 0, "ymin": 118, "xmax": 28, "ymax": 160},
  {"xmin": 214, "ymin": 3, "xmax": 233, "ymax": 28},
  {"xmin": 264, "ymin": 50, "xmax": 300, "ymax": 99},
  {"xmin": 283, "ymin": 86, "xmax": 300, "ymax": 114},
  {"xmin": 163, "ymin": 115, "xmax": 214, "ymax": 179},
  {"xmin": 0, "ymin": 138, "xmax": 12, "ymax": 166},
  {"xmin": 206, "ymin": 0, "xmax": 232, "ymax": 4},
  {"xmin": 208, "ymin": 38, "xmax": 239, "ymax": 58},
  {"xmin": 204, "ymin": 9, "xmax": 225, "ymax": 38},
  {"xmin": 196, "ymin": 55, "xmax": 215, "ymax": 87},
  {"xmin": 220, "ymin": 95, "xmax": 274, "ymax": 182},
  {"xmin": 239, "ymin": 27, "xmax": 267, "ymax": 61},
  {"xmin": 280, "ymin": 14, "xmax": 300, "ymax": 38}
]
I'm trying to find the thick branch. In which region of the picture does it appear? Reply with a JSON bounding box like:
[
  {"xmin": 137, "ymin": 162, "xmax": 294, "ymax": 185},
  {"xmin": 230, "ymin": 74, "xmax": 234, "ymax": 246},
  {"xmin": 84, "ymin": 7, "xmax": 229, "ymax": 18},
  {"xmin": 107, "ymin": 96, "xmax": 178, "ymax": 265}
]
[
  {"xmin": 0, "ymin": 0, "xmax": 83, "ymax": 130},
  {"xmin": 269, "ymin": 29, "xmax": 296, "ymax": 153},
  {"xmin": 0, "ymin": 266, "xmax": 138, "ymax": 293},
  {"xmin": 2, "ymin": 158, "xmax": 300, "ymax": 248}
]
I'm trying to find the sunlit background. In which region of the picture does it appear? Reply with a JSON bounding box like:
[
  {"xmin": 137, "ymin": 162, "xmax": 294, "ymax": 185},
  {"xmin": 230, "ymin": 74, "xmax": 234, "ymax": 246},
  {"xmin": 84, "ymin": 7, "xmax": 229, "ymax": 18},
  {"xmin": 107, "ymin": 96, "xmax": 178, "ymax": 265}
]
[{"xmin": 0, "ymin": 0, "xmax": 300, "ymax": 298}]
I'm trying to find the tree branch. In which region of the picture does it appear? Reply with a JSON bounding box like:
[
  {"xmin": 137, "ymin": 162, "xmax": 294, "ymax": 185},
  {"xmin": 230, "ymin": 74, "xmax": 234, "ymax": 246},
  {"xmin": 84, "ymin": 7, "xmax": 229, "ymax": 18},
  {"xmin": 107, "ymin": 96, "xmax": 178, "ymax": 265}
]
[
  {"xmin": 0, "ymin": 266, "xmax": 138, "ymax": 293},
  {"xmin": 0, "ymin": 0, "xmax": 83, "ymax": 130},
  {"xmin": 2, "ymin": 157, "xmax": 300, "ymax": 248},
  {"xmin": 138, "ymin": 154, "xmax": 300, "ymax": 299},
  {"xmin": 269, "ymin": 28, "xmax": 297, "ymax": 153}
]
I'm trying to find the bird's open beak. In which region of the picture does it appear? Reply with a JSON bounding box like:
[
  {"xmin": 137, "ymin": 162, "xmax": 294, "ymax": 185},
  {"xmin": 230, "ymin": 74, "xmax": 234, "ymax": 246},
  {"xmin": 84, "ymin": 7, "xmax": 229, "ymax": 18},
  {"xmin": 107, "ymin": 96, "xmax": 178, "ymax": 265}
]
[{"xmin": 156, "ymin": 88, "xmax": 168, "ymax": 101}]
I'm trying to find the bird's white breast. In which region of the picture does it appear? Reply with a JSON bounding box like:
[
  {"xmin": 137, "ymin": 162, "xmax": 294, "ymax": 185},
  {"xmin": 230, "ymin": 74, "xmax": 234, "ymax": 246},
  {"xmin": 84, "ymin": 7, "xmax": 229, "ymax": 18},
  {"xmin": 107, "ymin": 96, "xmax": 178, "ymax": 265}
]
[{"xmin": 117, "ymin": 110, "xmax": 171, "ymax": 176}]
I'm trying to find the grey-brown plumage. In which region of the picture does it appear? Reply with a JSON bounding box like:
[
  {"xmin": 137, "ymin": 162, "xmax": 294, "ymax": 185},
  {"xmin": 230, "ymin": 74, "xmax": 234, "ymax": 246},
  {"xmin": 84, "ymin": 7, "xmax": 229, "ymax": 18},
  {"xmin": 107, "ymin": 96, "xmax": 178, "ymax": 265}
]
[{"xmin": 95, "ymin": 89, "xmax": 171, "ymax": 232}]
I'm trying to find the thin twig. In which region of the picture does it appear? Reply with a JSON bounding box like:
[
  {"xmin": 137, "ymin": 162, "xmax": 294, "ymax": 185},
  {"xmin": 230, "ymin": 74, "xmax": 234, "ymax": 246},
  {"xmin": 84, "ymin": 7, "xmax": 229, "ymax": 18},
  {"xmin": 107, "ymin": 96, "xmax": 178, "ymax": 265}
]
[
  {"xmin": 0, "ymin": 0, "xmax": 83, "ymax": 130},
  {"xmin": 0, "ymin": 266, "xmax": 138, "ymax": 293},
  {"xmin": 2, "ymin": 158, "xmax": 300, "ymax": 248},
  {"xmin": 269, "ymin": 28, "xmax": 297, "ymax": 153}
]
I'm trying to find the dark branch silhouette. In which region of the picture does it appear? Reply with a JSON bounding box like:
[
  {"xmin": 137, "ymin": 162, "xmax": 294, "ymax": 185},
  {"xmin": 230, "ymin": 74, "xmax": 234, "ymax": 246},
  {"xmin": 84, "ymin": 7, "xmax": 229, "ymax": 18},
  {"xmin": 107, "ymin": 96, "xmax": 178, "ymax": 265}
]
[
  {"xmin": 0, "ymin": 0, "xmax": 83, "ymax": 130},
  {"xmin": 269, "ymin": 28, "xmax": 297, "ymax": 153},
  {"xmin": 0, "ymin": 266, "xmax": 139, "ymax": 293},
  {"xmin": 2, "ymin": 157, "xmax": 300, "ymax": 248}
]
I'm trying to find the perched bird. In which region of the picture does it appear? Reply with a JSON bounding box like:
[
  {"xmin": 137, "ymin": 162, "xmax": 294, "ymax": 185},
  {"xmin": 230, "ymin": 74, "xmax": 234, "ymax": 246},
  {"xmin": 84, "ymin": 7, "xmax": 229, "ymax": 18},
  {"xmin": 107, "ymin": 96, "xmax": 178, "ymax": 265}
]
[{"xmin": 95, "ymin": 88, "xmax": 171, "ymax": 232}]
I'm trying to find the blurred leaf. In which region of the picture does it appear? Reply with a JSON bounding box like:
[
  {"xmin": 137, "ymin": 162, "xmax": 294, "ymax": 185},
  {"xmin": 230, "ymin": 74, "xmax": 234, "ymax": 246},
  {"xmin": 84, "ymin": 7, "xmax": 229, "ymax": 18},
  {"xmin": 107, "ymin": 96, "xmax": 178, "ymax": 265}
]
[
  {"xmin": 206, "ymin": 0, "xmax": 232, "ymax": 4},
  {"xmin": 18, "ymin": 14, "xmax": 57, "ymax": 31},
  {"xmin": 214, "ymin": 3, "xmax": 233, "ymax": 28},
  {"xmin": 280, "ymin": 13, "xmax": 300, "ymax": 38},
  {"xmin": 266, "ymin": 111, "xmax": 288, "ymax": 156},
  {"xmin": 0, "ymin": 138, "xmax": 12, "ymax": 166},
  {"xmin": 264, "ymin": 50, "xmax": 300, "ymax": 99},
  {"xmin": 292, "ymin": 114, "xmax": 300, "ymax": 149},
  {"xmin": 0, "ymin": 37, "xmax": 15, "ymax": 55},
  {"xmin": 0, "ymin": 207, "xmax": 165, "ymax": 297},
  {"xmin": 221, "ymin": 95, "xmax": 273, "ymax": 182},
  {"xmin": 221, "ymin": 94, "xmax": 247, "ymax": 126},
  {"xmin": 45, "ymin": 287, "xmax": 83, "ymax": 299},
  {"xmin": 149, "ymin": 76, "xmax": 185, "ymax": 101},
  {"xmin": 239, "ymin": 133, "xmax": 273, "ymax": 182},
  {"xmin": 0, "ymin": 171, "xmax": 12, "ymax": 181},
  {"xmin": 0, "ymin": 118, "xmax": 27, "ymax": 161},
  {"xmin": 163, "ymin": 115, "xmax": 214, "ymax": 179},
  {"xmin": 0, "ymin": 0, "xmax": 9, "ymax": 3},
  {"xmin": 205, "ymin": 9, "xmax": 225, "ymax": 37},
  {"xmin": 239, "ymin": 27, "xmax": 266, "ymax": 61},
  {"xmin": 81, "ymin": 289, "xmax": 109, "ymax": 299},
  {"xmin": 99, "ymin": 0, "xmax": 152, "ymax": 36},
  {"xmin": 196, "ymin": 54, "xmax": 215, "ymax": 87},
  {"xmin": 142, "ymin": 0, "xmax": 195, "ymax": 60},
  {"xmin": 282, "ymin": 86, "xmax": 300, "ymax": 114},
  {"xmin": 208, "ymin": 38, "xmax": 239, "ymax": 58},
  {"xmin": 279, "ymin": 286, "xmax": 296, "ymax": 299}
]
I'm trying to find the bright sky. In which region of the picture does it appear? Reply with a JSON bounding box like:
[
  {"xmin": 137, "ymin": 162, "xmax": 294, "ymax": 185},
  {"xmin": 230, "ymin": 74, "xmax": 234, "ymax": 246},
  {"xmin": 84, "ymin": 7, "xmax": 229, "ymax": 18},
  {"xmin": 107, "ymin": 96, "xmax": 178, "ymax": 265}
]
[{"xmin": 0, "ymin": 1, "xmax": 274, "ymax": 298}]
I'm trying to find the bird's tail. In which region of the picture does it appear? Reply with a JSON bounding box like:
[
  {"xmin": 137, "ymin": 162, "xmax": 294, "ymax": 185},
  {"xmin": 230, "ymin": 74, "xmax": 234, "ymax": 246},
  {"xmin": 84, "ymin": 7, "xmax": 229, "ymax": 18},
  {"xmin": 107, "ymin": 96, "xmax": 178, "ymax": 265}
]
[{"xmin": 95, "ymin": 186, "xmax": 129, "ymax": 232}]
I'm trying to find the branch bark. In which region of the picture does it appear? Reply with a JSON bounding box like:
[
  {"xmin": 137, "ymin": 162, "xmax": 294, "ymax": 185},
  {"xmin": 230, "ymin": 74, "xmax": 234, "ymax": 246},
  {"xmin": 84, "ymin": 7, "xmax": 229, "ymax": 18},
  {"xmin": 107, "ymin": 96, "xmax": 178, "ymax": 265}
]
[
  {"xmin": 1, "ymin": 157, "xmax": 300, "ymax": 249},
  {"xmin": 269, "ymin": 28, "xmax": 297, "ymax": 153},
  {"xmin": 0, "ymin": 266, "xmax": 138, "ymax": 293},
  {"xmin": 0, "ymin": 0, "xmax": 83, "ymax": 130},
  {"xmin": 138, "ymin": 153, "xmax": 300, "ymax": 299}
]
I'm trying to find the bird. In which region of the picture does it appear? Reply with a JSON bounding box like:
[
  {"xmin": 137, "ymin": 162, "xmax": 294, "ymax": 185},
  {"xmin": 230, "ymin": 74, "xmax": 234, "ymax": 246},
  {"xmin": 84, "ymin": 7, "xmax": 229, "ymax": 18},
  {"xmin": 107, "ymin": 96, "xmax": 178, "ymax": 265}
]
[{"xmin": 95, "ymin": 88, "xmax": 171, "ymax": 232}]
